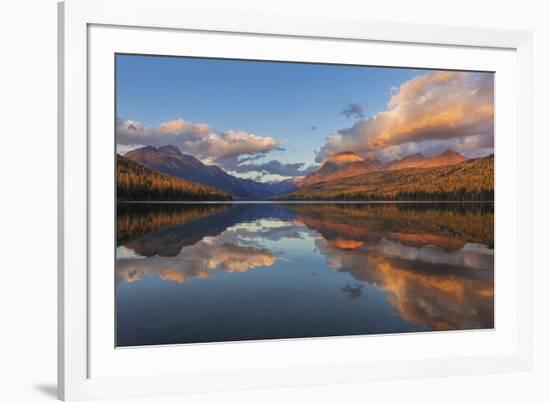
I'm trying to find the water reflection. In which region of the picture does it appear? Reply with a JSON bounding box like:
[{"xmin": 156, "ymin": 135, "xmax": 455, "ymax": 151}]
[{"xmin": 116, "ymin": 202, "xmax": 494, "ymax": 346}]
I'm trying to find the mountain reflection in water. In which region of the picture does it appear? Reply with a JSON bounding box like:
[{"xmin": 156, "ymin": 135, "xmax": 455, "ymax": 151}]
[{"xmin": 116, "ymin": 202, "xmax": 494, "ymax": 346}]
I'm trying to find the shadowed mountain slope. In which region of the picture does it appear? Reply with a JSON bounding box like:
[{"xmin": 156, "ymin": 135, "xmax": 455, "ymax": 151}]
[
  {"xmin": 124, "ymin": 145, "xmax": 295, "ymax": 199},
  {"xmin": 117, "ymin": 154, "xmax": 232, "ymax": 202}
]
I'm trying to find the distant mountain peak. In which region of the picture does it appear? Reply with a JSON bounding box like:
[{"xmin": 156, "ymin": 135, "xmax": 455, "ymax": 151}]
[
  {"xmin": 297, "ymin": 146, "xmax": 472, "ymax": 189},
  {"xmin": 158, "ymin": 144, "xmax": 182, "ymax": 154},
  {"xmin": 123, "ymin": 144, "xmax": 295, "ymax": 199},
  {"xmin": 138, "ymin": 145, "xmax": 156, "ymax": 152},
  {"xmin": 297, "ymin": 152, "xmax": 384, "ymax": 188},
  {"xmin": 363, "ymin": 154, "xmax": 380, "ymax": 161},
  {"xmin": 387, "ymin": 148, "xmax": 466, "ymax": 171},
  {"xmin": 433, "ymin": 149, "xmax": 466, "ymax": 162},
  {"xmin": 400, "ymin": 152, "xmax": 427, "ymax": 161},
  {"xmin": 440, "ymin": 149, "xmax": 462, "ymax": 157}
]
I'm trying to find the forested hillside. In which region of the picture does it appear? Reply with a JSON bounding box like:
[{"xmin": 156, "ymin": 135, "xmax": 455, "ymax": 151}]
[
  {"xmin": 279, "ymin": 155, "xmax": 493, "ymax": 201},
  {"xmin": 117, "ymin": 155, "xmax": 232, "ymax": 201}
]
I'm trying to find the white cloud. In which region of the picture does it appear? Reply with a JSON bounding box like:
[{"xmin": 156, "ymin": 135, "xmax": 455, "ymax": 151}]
[
  {"xmin": 116, "ymin": 117, "xmax": 320, "ymax": 178},
  {"xmin": 117, "ymin": 117, "xmax": 279, "ymax": 166}
]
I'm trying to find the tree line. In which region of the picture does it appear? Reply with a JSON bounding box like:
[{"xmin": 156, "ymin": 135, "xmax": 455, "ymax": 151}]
[
  {"xmin": 117, "ymin": 155, "xmax": 232, "ymax": 202},
  {"xmin": 282, "ymin": 155, "xmax": 494, "ymax": 202}
]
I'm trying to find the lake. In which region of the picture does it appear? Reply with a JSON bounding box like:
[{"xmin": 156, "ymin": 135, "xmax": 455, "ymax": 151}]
[{"xmin": 116, "ymin": 202, "xmax": 494, "ymax": 347}]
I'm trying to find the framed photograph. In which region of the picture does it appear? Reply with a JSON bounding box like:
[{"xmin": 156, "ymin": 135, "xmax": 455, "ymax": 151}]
[{"xmin": 58, "ymin": 0, "xmax": 533, "ymax": 400}]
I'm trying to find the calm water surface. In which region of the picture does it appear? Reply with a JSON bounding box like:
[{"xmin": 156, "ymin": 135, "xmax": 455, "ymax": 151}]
[{"xmin": 116, "ymin": 202, "xmax": 494, "ymax": 347}]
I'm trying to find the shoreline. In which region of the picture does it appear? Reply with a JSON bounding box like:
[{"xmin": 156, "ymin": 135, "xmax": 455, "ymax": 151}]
[{"xmin": 117, "ymin": 200, "xmax": 495, "ymax": 205}]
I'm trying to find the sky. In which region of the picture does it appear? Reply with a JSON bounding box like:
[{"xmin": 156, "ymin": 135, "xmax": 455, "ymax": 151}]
[{"xmin": 116, "ymin": 54, "xmax": 494, "ymax": 183}]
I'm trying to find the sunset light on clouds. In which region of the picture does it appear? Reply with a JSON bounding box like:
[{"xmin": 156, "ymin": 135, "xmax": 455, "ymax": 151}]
[
  {"xmin": 115, "ymin": 55, "xmax": 495, "ymax": 347},
  {"xmin": 116, "ymin": 55, "xmax": 493, "ymax": 181},
  {"xmin": 317, "ymin": 71, "xmax": 494, "ymax": 162}
]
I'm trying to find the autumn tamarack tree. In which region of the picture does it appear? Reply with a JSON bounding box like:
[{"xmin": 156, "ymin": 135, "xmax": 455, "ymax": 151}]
[
  {"xmin": 289, "ymin": 202, "xmax": 494, "ymax": 247},
  {"xmin": 280, "ymin": 155, "xmax": 494, "ymax": 202},
  {"xmin": 117, "ymin": 155, "xmax": 232, "ymax": 201},
  {"xmin": 116, "ymin": 203, "xmax": 230, "ymax": 245}
]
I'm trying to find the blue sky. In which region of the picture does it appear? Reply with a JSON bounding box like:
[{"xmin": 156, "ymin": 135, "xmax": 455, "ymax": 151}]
[{"xmin": 116, "ymin": 54, "xmax": 494, "ymax": 182}]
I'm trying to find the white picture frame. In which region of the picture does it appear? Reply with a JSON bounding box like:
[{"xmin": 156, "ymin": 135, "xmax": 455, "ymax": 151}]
[{"xmin": 58, "ymin": 0, "xmax": 533, "ymax": 400}]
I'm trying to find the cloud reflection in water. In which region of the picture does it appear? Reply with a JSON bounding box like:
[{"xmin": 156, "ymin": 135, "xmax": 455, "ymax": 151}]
[{"xmin": 116, "ymin": 202, "xmax": 494, "ymax": 344}]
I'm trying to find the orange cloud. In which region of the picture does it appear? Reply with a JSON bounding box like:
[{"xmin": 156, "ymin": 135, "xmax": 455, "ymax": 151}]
[
  {"xmin": 320, "ymin": 242, "xmax": 494, "ymax": 331},
  {"xmin": 327, "ymin": 152, "xmax": 364, "ymax": 165},
  {"xmin": 328, "ymin": 239, "xmax": 365, "ymax": 250},
  {"xmin": 158, "ymin": 118, "xmax": 210, "ymax": 136},
  {"xmin": 318, "ymin": 71, "xmax": 494, "ymax": 161}
]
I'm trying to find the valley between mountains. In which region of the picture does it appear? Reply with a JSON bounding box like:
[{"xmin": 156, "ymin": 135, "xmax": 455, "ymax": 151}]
[{"xmin": 117, "ymin": 144, "xmax": 493, "ymax": 202}]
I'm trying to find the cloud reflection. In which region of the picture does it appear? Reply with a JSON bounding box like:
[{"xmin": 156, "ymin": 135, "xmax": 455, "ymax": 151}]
[
  {"xmin": 118, "ymin": 231, "xmax": 277, "ymax": 284},
  {"xmin": 291, "ymin": 203, "xmax": 493, "ymax": 330},
  {"xmin": 117, "ymin": 203, "xmax": 494, "ymax": 332},
  {"xmin": 318, "ymin": 237, "xmax": 493, "ymax": 330}
]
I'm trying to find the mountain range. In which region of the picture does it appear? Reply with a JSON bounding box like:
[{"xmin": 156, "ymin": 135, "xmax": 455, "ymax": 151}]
[
  {"xmin": 117, "ymin": 154, "xmax": 232, "ymax": 201},
  {"xmin": 120, "ymin": 144, "xmax": 492, "ymax": 201},
  {"xmin": 297, "ymin": 149, "xmax": 466, "ymax": 188},
  {"xmin": 124, "ymin": 145, "xmax": 296, "ymax": 200},
  {"xmin": 280, "ymin": 154, "xmax": 493, "ymax": 201}
]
